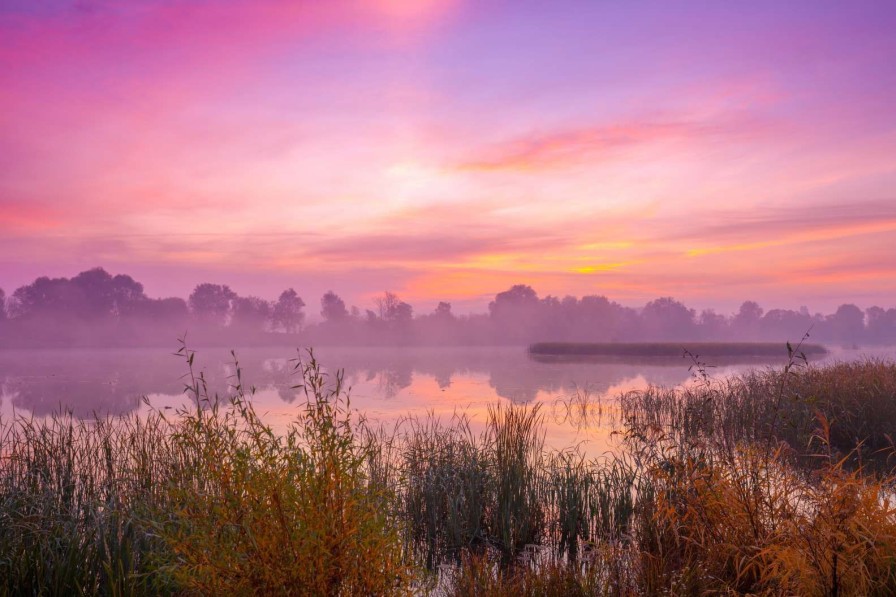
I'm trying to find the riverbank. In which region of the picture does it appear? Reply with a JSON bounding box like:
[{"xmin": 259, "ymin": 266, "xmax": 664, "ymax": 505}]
[{"xmin": 529, "ymin": 341, "xmax": 829, "ymax": 358}]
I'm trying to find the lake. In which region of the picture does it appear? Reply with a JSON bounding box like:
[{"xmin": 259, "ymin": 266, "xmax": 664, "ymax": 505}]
[{"xmin": 2, "ymin": 344, "xmax": 893, "ymax": 456}]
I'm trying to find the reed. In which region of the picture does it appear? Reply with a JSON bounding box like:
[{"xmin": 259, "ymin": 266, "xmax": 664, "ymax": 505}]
[
  {"xmin": 620, "ymin": 358, "xmax": 896, "ymax": 470},
  {"xmin": 0, "ymin": 346, "xmax": 412, "ymax": 595},
  {"xmin": 1, "ymin": 349, "xmax": 894, "ymax": 595},
  {"xmin": 152, "ymin": 347, "xmax": 411, "ymax": 595},
  {"xmin": 0, "ymin": 409, "xmax": 177, "ymax": 595}
]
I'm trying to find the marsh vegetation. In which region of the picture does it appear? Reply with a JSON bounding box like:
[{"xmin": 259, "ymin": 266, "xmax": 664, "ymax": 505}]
[{"xmin": 0, "ymin": 344, "xmax": 894, "ymax": 595}]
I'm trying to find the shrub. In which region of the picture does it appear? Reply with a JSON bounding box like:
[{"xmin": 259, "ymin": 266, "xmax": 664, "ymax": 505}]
[{"xmin": 154, "ymin": 349, "xmax": 411, "ymax": 595}]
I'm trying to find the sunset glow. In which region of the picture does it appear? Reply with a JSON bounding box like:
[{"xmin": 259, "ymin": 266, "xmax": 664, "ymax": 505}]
[{"xmin": 2, "ymin": 0, "xmax": 895, "ymax": 312}]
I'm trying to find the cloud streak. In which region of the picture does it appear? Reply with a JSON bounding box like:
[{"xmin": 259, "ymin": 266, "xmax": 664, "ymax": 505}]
[
  {"xmin": 2, "ymin": 1, "xmax": 896, "ymax": 312},
  {"xmin": 456, "ymin": 114, "xmax": 776, "ymax": 171}
]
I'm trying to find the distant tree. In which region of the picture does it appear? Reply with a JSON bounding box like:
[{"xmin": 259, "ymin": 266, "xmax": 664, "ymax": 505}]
[
  {"xmin": 641, "ymin": 297, "xmax": 697, "ymax": 340},
  {"xmin": 273, "ymin": 289, "xmax": 305, "ymax": 333},
  {"xmin": 421, "ymin": 301, "xmax": 456, "ymax": 342},
  {"xmin": 732, "ymin": 300, "xmax": 764, "ymax": 340},
  {"xmin": 189, "ymin": 283, "xmax": 236, "ymax": 326},
  {"xmin": 8, "ymin": 267, "xmax": 147, "ymax": 321},
  {"xmin": 109, "ymin": 274, "xmax": 146, "ymax": 315},
  {"xmin": 433, "ymin": 301, "xmax": 454, "ymax": 321},
  {"xmin": 576, "ymin": 295, "xmax": 619, "ymax": 341},
  {"xmin": 321, "ymin": 291, "xmax": 348, "ymax": 322},
  {"xmin": 231, "ymin": 296, "xmax": 273, "ymax": 331},
  {"xmin": 759, "ymin": 309, "xmax": 814, "ymax": 342},
  {"xmin": 10, "ymin": 276, "xmax": 57, "ymax": 318},
  {"xmin": 867, "ymin": 307, "xmax": 896, "ymax": 344},
  {"xmin": 139, "ymin": 297, "xmax": 189, "ymax": 323},
  {"xmin": 489, "ymin": 285, "xmax": 541, "ymax": 342},
  {"xmin": 70, "ymin": 268, "xmax": 117, "ymax": 318},
  {"xmin": 489, "ymin": 285, "xmax": 539, "ymax": 318},
  {"xmin": 827, "ymin": 303, "xmax": 865, "ymax": 344},
  {"xmin": 375, "ymin": 291, "xmax": 413, "ymax": 324},
  {"xmin": 698, "ymin": 309, "xmax": 728, "ymax": 339},
  {"xmin": 393, "ymin": 302, "xmax": 413, "ymax": 323},
  {"xmin": 375, "ymin": 291, "xmax": 400, "ymax": 321},
  {"xmin": 0, "ymin": 288, "xmax": 5, "ymax": 321}
]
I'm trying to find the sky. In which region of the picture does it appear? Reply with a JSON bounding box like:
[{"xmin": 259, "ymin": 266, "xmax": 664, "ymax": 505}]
[{"xmin": 2, "ymin": 0, "xmax": 895, "ymax": 315}]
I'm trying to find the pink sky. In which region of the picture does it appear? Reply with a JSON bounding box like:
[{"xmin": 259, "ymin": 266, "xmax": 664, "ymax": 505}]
[{"xmin": 2, "ymin": 0, "xmax": 895, "ymax": 314}]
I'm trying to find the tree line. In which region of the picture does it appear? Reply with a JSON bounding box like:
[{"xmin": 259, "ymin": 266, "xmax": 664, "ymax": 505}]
[{"xmin": 0, "ymin": 267, "xmax": 894, "ymax": 347}]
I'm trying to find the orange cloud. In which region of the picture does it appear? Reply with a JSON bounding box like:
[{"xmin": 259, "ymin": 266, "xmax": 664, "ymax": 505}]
[
  {"xmin": 456, "ymin": 114, "xmax": 772, "ymax": 172},
  {"xmin": 0, "ymin": 202, "xmax": 64, "ymax": 233},
  {"xmin": 685, "ymin": 216, "xmax": 896, "ymax": 257}
]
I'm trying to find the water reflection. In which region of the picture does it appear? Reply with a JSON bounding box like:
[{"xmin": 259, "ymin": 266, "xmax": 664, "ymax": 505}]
[{"xmin": 0, "ymin": 345, "xmax": 891, "ymax": 421}]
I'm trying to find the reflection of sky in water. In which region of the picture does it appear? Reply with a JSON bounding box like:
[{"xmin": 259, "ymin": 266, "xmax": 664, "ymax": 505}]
[{"xmin": 2, "ymin": 346, "xmax": 894, "ymax": 456}]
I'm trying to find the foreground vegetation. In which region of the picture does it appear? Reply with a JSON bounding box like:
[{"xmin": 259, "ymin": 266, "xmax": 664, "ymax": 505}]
[{"xmin": 1, "ymin": 346, "xmax": 895, "ymax": 595}]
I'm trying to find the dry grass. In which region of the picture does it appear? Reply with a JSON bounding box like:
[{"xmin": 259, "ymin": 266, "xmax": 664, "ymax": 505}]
[
  {"xmin": 1, "ymin": 348, "xmax": 894, "ymax": 596},
  {"xmin": 0, "ymin": 345, "xmax": 412, "ymax": 596}
]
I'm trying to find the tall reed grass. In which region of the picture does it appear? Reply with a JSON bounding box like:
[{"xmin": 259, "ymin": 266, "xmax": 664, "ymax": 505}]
[
  {"xmin": 0, "ymin": 345, "xmax": 411, "ymax": 595},
  {"xmin": 0, "ymin": 346, "xmax": 894, "ymax": 595},
  {"xmin": 620, "ymin": 358, "xmax": 896, "ymax": 470}
]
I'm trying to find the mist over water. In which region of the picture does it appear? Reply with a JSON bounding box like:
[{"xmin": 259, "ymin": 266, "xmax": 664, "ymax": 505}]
[
  {"xmin": 2, "ymin": 267, "xmax": 895, "ymax": 452},
  {"xmin": 2, "ymin": 269, "xmax": 896, "ymax": 350},
  {"xmin": 2, "ymin": 344, "xmax": 893, "ymax": 455}
]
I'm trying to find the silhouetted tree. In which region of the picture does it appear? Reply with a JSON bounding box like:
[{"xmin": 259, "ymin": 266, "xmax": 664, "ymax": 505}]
[
  {"xmin": 9, "ymin": 275, "xmax": 69, "ymax": 318},
  {"xmin": 375, "ymin": 291, "xmax": 413, "ymax": 324},
  {"xmin": 231, "ymin": 296, "xmax": 272, "ymax": 331},
  {"xmin": 273, "ymin": 289, "xmax": 305, "ymax": 333},
  {"xmin": 641, "ymin": 297, "xmax": 697, "ymax": 340},
  {"xmin": 433, "ymin": 301, "xmax": 454, "ymax": 321},
  {"xmin": 489, "ymin": 284, "xmax": 540, "ymax": 343},
  {"xmin": 70, "ymin": 268, "xmax": 114, "ymax": 317},
  {"xmin": 8, "ymin": 267, "xmax": 148, "ymax": 321},
  {"xmin": 6, "ymin": 266, "xmax": 896, "ymax": 348},
  {"xmin": 577, "ymin": 295, "xmax": 620, "ymax": 341},
  {"xmin": 321, "ymin": 291, "xmax": 348, "ymax": 322},
  {"xmin": 417, "ymin": 301, "xmax": 457, "ymax": 343},
  {"xmin": 108, "ymin": 274, "xmax": 146, "ymax": 315},
  {"xmin": 827, "ymin": 303, "xmax": 865, "ymax": 344},
  {"xmin": 732, "ymin": 300, "xmax": 764, "ymax": 340},
  {"xmin": 867, "ymin": 307, "xmax": 896, "ymax": 344},
  {"xmin": 759, "ymin": 308, "xmax": 814, "ymax": 342},
  {"xmin": 189, "ymin": 283, "xmax": 236, "ymax": 326},
  {"xmin": 375, "ymin": 292, "xmax": 398, "ymax": 321},
  {"xmin": 698, "ymin": 309, "xmax": 728, "ymax": 340},
  {"xmin": 129, "ymin": 297, "xmax": 189, "ymax": 324},
  {"xmin": 490, "ymin": 285, "xmax": 539, "ymax": 317}
]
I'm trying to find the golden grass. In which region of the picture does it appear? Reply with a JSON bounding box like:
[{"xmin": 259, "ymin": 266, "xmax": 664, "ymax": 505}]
[{"xmin": 0, "ymin": 348, "xmax": 894, "ymax": 595}]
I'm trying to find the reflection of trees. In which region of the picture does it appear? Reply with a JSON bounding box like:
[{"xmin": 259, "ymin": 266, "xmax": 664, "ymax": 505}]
[
  {"xmin": 0, "ymin": 350, "xmax": 182, "ymax": 417},
  {"xmin": 0, "ymin": 346, "xmax": 793, "ymax": 418},
  {"xmin": 375, "ymin": 368, "xmax": 413, "ymax": 400},
  {"xmin": 311, "ymin": 348, "xmax": 696, "ymax": 404},
  {"xmin": 487, "ymin": 359, "xmax": 692, "ymax": 404},
  {"xmin": 5, "ymin": 376, "xmax": 144, "ymax": 418},
  {"xmin": 434, "ymin": 371, "xmax": 452, "ymax": 390}
]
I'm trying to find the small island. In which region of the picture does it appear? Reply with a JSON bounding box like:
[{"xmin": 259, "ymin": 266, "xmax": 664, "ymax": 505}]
[{"xmin": 529, "ymin": 341, "xmax": 829, "ymax": 359}]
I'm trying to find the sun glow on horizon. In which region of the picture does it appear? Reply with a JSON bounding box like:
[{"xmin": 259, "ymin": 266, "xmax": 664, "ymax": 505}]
[{"xmin": 1, "ymin": 1, "xmax": 895, "ymax": 312}]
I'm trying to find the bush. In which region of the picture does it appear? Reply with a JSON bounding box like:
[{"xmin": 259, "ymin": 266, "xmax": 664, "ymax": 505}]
[{"xmin": 154, "ymin": 349, "xmax": 411, "ymax": 595}]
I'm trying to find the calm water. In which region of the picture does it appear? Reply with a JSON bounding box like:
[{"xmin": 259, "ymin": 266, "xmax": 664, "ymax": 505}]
[{"xmin": 2, "ymin": 345, "xmax": 893, "ymax": 455}]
